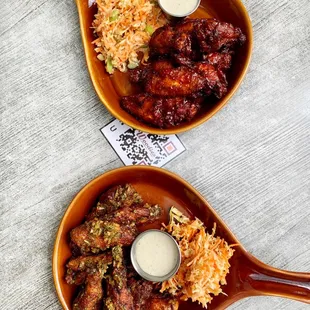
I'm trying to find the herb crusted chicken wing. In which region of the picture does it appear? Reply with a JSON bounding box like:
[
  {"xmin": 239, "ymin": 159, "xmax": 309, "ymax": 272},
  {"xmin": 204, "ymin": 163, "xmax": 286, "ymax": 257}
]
[
  {"xmin": 65, "ymin": 252, "xmax": 112, "ymax": 285},
  {"xmin": 87, "ymin": 184, "xmax": 143, "ymax": 221},
  {"xmin": 64, "ymin": 184, "xmax": 183, "ymax": 310},
  {"xmin": 70, "ymin": 219, "xmax": 138, "ymax": 255},
  {"xmin": 65, "ymin": 253, "xmax": 112, "ymax": 310},
  {"xmin": 104, "ymin": 246, "xmax": 134, "ymax": 310},
  {"xmin": 70, "ymin": 184, "xmax": 162, "ymax": 255}
]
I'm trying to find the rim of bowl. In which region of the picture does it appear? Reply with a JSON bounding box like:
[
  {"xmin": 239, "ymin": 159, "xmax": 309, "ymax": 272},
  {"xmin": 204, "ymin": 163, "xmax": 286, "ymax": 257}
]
[
  {"xmin": 76, "ymin": 0, "xmax": 253, "ymax": 135},
  {"xmin": 52, "ymin": 165, "xmax": 245, "ymax": 310}
]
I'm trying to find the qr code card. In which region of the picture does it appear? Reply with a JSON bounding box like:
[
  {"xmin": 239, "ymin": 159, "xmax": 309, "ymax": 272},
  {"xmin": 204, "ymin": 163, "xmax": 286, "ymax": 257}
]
[{"xmin": 101, "ymin": 119, "xmax": 186, "ymax": 167}]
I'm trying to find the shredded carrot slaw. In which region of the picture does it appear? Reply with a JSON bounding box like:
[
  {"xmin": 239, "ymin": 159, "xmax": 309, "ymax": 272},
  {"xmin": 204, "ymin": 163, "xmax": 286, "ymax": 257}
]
[
  {"xmin": 92, "ymin": 0, "xmax": 167, "ymax": 74},
  {"xmin": 161, "ymin": 207, "xmax": 235, "ymax": 308}
]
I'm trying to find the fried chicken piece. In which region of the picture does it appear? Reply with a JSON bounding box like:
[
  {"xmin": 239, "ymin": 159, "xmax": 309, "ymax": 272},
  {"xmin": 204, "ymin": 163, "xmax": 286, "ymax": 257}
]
[
  {"xmin": 145, "ymin": 66, "xmax": 206, "ymax": 97},
  {"xmin": 135, "ymin": 60, "xmax": 205, "ymax": 97},
  {"xmin": 203, "ymin": 52, "xmax": 232, "ymax": 72},
  {"xmin": 121, "ymin": 94, "xmax": 203, "ymax": 128},
  {"xmin": 130, "ymin": 59, "xmax": 226, "ymax": 98},
  {"xmin": 127, "ymin": 276, "xmax": 179, "ymax": 310},
  {"xmin": 65, "ymin": 253, "xmax": 112, "ymax": 310},
  {"xmin": 193, "ymin": 62, "xmax": 228, "ymax": 98},
  {"xmin": 204, "ymin": 20, "xmax": 246, "ymax": 53},
  {"xmin": 87, "ymin": 184, "xmax": 162, "ymax": 225},
  {"xmin": 104, "ymin": 246, "xmax": 134, "ymax": 310},
  {"xmin": 70, "ymin": 220, "xmax": 138, "ymax": 255},
  {"xmin": 130, "ymin": 65, "xmax": 150, "ymax": 84},
  {"xmin": 103, "ymin": 203, "xmax": 162, "ymax": 226},
  {"xmin": 150, "ymin": 18, "xmax": 245, "ymax": 59},
  {"xmin": 149, "ymin": 26, "xmax": 179, "ymax": 56},
  {"xmin": 129, "ymin": 60, "xmax": 175, "ymax": 85},
  {"xmin": 150, "ymin": 20, "xmax": 198, "ymax": 59},
  {"xmin": 66, "ymin": 253, "xmax": 112, "ymax": 285},
  {"xmin": 128, "ymin": 278, "xmax": 154, "ymax": 310},
  {"xmin": 73, "ymin": 273, "xmax": 104, "ymax": 310},
  {"xmin": 87, "ymin": 184, "xmax": 143, "ymax": 221},
  {"xmin": 144, "ymin": 296, "xmax": 179, "ymax": 310}
]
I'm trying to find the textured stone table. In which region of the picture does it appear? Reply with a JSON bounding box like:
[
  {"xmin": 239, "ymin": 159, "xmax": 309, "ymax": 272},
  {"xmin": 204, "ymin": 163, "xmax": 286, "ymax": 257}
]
[{"xmin": 1, "ymin": 0, "xmax": 309, "ymax": 309}]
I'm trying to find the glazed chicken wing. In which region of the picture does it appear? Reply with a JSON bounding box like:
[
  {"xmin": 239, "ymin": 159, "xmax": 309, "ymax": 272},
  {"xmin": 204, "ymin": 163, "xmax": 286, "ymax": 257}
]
[
  {"xmin": 203, "ymin": 52, "xmax": 232, "ymax": 72},
  {"xmin": 129, "ymin": 59, "xmax": 227, "ymax": 99},
  {"xmin": 104, "ymin": 246, "xmax": 134, "ymax": 310},
  {"xmin": 70, "ymin": 220, "xmax": 138, "ymax": 255},
  {"xmin": 205, "ymin": 20, "xmax": 246, "ymax": 53},
  {"xmin": 131, "ymin": 60, "xmax": 204, "ymax": 96},
  {"xmin": 121, "ymin": 94, "xmax": 203, "ymax": 128},
  {"xmin": 150, "ymin": 18, "xmax": 245, "ymax": 59},
  {"xmin": 129, "ymin": 60, "xmax": 173, "ymax": 84},
  {"xmin": 145, "ymin": 66, "xmax": 206, "ymax": 97},
  {"xmin": 193, "ymin": 62, "xmax": 228, "ymax": 98},
  {"xmin": 121, "ymin": 18, "xmax": 246, "ymax": 129},
  {"xmin": 150, "ymin": 20, "xmax": 198, "ymax": 59}
]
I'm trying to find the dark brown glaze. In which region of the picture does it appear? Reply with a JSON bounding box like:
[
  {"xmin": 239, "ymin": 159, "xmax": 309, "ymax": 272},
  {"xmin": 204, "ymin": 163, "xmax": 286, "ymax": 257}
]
[
  {"xmin": 150, "ymin": 18, "xmax": 245, "ymax": 59},
  {"xmin": 203, "ymin": 52, "xmax": 232, "ymax": 72},
  {"xmin": 193, "ymin": 62, "xmax": 228, "ymax": 98},
  {"xmin": 145, "ymin": 66, "xmax": 206, "ymax": 97},
  {"xmin": 121, "ymin": 94, "xmax": 203, "ymax": 128},
  {"xmin": 130, "ymin": 59, "xmax": 227, "ymax": 99},
  {"xmin": 121, "ymin": 17, "xmax": 246, "ymax": 128}
]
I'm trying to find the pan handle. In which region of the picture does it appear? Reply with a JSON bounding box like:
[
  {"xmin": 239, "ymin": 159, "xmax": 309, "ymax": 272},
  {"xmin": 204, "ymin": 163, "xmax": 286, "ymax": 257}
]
[{"xmin": 241, "ymin": 253, "xmax": 310, "ymax": 304}]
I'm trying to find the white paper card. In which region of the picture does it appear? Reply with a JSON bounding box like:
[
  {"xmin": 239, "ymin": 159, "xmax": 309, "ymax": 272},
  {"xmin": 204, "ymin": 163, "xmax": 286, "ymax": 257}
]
[{"xmin": 101, "ymin": 119, "xmax": 186, "ymax": 167}]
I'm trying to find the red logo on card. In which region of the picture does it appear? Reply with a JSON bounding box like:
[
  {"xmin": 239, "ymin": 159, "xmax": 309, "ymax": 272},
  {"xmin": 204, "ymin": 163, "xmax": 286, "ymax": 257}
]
[{"xmin": 163, "ymin": 142, "xmax": 177, "ymax": 155}]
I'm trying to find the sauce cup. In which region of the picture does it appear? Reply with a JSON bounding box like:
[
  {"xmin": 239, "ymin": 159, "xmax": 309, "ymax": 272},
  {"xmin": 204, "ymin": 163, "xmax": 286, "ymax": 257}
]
[
  {"xmin": 130, "ymin": 229, "xmax": 181, "ymax": 282},
  {"xmin": 158, "ymin": 0, "xmax": 201, "ymax": 20}
]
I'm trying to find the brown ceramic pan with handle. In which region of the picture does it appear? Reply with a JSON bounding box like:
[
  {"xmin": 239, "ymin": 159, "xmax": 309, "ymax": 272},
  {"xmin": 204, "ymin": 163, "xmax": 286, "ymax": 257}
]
[{"xmin": 53, "ymin": 166, "xmax": 310, "ymax": 309}]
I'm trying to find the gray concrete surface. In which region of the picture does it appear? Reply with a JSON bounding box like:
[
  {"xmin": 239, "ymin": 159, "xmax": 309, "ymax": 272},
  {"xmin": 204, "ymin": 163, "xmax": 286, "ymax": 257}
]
[{"xmin": 0, "ymin": 0, "xmax": 309, "ymax": 309}]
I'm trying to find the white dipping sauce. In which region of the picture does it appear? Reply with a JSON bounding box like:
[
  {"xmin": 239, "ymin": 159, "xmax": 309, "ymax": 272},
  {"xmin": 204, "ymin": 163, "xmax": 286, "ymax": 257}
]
[
  {"xmin": 135, "ymin": 231, "xmax": 179, "ymax": 277},
  {"xmin": 160, "ymin": 0, "xmax": 200, "ymax": 16}
]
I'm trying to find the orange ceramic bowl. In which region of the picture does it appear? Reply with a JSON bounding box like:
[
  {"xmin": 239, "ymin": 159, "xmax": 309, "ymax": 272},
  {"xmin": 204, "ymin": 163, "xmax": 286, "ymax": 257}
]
[
  {"xmin": 75, "ymin": 0, "xmax": 253, "ymax": 134},
  {"xmin": 53, "ymin": 166, "xmax": 310, "ymax": 310}
]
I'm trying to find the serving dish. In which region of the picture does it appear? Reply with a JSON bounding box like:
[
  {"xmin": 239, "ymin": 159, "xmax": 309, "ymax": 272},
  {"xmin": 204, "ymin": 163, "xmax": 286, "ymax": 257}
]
[
  {"xmin": 75, "ymin": 0, "xmax": 253, "ymax": 135},
  {"xmin": 53, "ymin": 166, "xmax": 310, "ymax": 310}
]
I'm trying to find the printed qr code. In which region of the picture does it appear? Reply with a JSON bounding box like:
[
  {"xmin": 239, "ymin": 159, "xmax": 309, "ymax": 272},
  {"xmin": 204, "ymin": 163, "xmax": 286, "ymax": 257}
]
[
  {"xmin": 117, "ymin": 128, "xmax": 169, "ymax": 165},
  {"xmin": 101, "ymin": 119, "xmax": 185, "ymax": 167}
]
